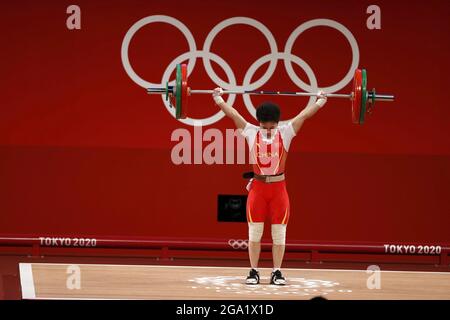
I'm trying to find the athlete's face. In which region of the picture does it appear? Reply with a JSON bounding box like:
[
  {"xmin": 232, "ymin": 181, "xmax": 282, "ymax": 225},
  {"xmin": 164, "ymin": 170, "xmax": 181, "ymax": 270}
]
[{"xmin": 260, "ymin": 121, "xmax": 278, "ymax": 137}]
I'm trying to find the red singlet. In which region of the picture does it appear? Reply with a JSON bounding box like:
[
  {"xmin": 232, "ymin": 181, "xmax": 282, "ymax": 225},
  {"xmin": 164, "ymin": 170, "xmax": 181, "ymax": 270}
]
[{"xmin": 241, "ymin": 122, "xmax": 296, "ymax": 224}]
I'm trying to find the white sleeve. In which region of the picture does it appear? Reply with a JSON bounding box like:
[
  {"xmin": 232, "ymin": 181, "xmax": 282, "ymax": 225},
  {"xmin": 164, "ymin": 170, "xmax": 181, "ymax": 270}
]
[
  {"xmin": 279, "ymin": 122, "xmax": 297, "ymax": 151},
  {"xmin": 240, "ymin": 122, "xmax": 259, "ymax": 149}
]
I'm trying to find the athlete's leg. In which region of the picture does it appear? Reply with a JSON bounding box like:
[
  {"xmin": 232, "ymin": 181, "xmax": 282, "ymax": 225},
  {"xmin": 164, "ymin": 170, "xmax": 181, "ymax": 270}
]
[
  {"xmin": 271, "ymin": 224, "xmax": 287, "ymax": 269},
  {"xmin": 246, "ymin": 181, "xmax": 268, "ymax": 270},
  {"xmin": 269, "ymin": 181, "xmax": 290, "ymax": 282},
  {"xmin": 248, "ymin": 222, "xmax": 264, "ymax": 269}
]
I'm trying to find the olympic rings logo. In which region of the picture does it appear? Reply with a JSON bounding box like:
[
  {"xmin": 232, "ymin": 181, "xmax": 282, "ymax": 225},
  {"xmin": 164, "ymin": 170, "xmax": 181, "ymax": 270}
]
[
  {"xmin": 228, "ymin": 239, "xmax": 249, "ymax": 250},
  {"xmin": 121, "ymin": 15, "xmax": 360, "ymax": 126}
]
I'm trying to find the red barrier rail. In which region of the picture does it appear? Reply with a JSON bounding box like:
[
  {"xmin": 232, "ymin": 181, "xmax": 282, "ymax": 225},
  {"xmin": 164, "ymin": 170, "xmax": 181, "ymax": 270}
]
[{"xmin": 0, "ymin": 235, "xmax": 449, "ymax": 255}]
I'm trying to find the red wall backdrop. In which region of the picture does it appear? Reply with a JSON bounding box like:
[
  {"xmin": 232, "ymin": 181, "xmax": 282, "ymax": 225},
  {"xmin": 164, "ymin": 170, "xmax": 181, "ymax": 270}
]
[{"xmin": 0, "ymin": 0, "xmax": 449, "ymax": 244}]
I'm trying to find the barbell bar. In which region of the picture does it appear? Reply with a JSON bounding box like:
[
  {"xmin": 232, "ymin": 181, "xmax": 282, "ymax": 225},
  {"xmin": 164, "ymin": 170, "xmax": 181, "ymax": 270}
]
[
  {"xmin": 146, "ymin": 63, "xmax": 395, "ymax": 124},
  {"xmin": 188, "ymin": 89, "xmax": 352, "ymax": 98}
]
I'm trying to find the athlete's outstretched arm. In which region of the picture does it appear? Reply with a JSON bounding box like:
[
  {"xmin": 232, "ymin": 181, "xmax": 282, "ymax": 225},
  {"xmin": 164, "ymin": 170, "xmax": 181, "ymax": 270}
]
[
  {"xmin": 212, "ymin": 87, "xmax": 247, "ymax": 130},
  {"xmin": 291, "ymin": 91, "xmax": 327, "ymax": 134}
]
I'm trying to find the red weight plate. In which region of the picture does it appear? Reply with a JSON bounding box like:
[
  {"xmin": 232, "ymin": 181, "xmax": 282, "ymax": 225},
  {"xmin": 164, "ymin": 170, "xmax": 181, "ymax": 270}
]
[
  {"xmin": 352, "ymin": 69, "xmax": 362, "ymax": 124},
  {"xmin": 180, "ymin": 63, "xmax": 188, "ymax": 119}
]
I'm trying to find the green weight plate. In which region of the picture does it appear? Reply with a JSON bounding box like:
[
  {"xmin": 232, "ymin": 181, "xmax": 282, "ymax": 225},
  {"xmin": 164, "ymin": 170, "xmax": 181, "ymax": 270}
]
[{"xmin": 359, "ymin": 69, "xmax": 367, "ymax": 125}]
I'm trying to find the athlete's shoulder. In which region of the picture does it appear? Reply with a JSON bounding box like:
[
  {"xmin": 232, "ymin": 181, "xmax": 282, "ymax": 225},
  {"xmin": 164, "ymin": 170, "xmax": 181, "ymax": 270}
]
[
  {"xmin": 242, "ymin": 122, "xmax": 259, "ymax": 134},
  {"xmin": 244, "ymin": 122, "xmax": 259, "ymax": 130},
  {"xmin": 278, "ymin": 121, "xmax": 296, "ymax": 136},
  {"xmin": 277, "ymin": 121, "xmax": 291, "ymax": 129}
]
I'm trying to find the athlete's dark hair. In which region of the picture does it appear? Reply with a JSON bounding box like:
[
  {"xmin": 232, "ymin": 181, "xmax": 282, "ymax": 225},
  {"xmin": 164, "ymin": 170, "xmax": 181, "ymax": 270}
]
[{"xmin": 256, "ymin": 102, "xmax": 281, "ymax": 123}]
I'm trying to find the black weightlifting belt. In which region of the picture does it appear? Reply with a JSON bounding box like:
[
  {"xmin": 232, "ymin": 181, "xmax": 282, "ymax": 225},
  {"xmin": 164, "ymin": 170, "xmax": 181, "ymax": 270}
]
[{"xmin": 253, "ymin": 173, "xmax": 285, "ymax": 183}]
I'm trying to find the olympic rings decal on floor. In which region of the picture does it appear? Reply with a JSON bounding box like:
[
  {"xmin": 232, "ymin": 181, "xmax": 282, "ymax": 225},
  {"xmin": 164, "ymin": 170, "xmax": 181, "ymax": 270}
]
[
  {"xmin": 121, "ymin": 15, "xmax": 360, "ymax": 126},
  {"xmin": 189, "ymin": 275, "xmax": 352, "ymax": 296}
]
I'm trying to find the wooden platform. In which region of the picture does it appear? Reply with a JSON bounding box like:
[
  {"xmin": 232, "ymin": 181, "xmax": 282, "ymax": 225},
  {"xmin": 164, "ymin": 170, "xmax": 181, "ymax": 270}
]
[{"xmin": 19, "ymin": 263, "xmax": 450, "ymax": 300}]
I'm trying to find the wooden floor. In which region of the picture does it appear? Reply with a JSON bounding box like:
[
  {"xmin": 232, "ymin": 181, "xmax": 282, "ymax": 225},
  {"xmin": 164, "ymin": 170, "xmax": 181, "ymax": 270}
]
[{"xmin": 19, "ymin": 263, "xmax": 450, "ymax": 300}]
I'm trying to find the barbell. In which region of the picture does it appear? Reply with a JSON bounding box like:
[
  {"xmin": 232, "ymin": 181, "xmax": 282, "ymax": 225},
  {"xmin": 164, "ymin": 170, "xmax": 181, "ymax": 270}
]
[{"xmin": 146, "ymin": 63, "xmax": 395, "ymax": 124}]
